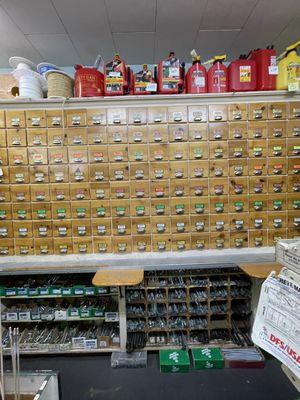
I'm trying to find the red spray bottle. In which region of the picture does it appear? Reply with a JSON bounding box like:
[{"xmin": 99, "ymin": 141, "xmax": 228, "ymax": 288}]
[
  {"xmin": 207, "ymin": 55, "xmax": 228, "ymax": 93},
  {"xmin": 185, "ymin": 50, "xmax": 207, "ymax": 94}
]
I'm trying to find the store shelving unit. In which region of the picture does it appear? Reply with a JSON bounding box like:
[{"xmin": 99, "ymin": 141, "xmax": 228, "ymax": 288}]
[
  {"xmin": 0, "ymin": 273, "xmax": 120, "ymax": 355},
  {"xmin": 126, "ymin": 266, "xmax": 252, "ymax": 348}
]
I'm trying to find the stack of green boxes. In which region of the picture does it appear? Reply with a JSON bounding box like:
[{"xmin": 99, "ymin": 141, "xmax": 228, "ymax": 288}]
[
  {"xmin": 191, "ymin": 348, "xmax": 224, "ymax": 369},
  {"xmin": 159, "ymin": 348, "xmax": 224, "ymax": 373}
]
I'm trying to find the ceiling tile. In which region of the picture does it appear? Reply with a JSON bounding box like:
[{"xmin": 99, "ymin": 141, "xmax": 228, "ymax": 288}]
[
  {"xmin": 200, "ymin": 0, "xmax": 257, "ymax": 29},
  {"xmin": 273, "ymin": 13, "xmax": 300, "ymax": 54},
  {"xmin": 194, "ymin": 30, "xmax": 240, "ymax": 60},
  {"xmin": 26, "ymin": 34, "xmax": 79, "ymax": 66},
  {"xmin": 106, "ymin": 0, "xmax": 156, "ymax": 33},
  {"xmin": 154, "ymin": 31, "xmax": 196, "ymax": 62},
  {"xmin": 113, "ymin": 32, "xmax": 155, "ymax": 64},
  {"xmin": 0, "ymin": 6, "xmax": 41, "ymax": 67},
  {"xmin": 1, "ymin": 0, "xmax": 65, "ymax": 34},
  {"xmin": 229, "ymin": 0, "xmax": 300, "ymax": 57},
  {"xmin": 52, "ymin": 0, "xmax": 115, "ymax": 63},
  {"xmin": 52, "ymin": 0, "xmax": 110, "ymax": 33},
  {"xmin": 69, "ymin": 33, "xmax": 116, "ymax": 65},
  {"xmin": 156, "ymin": 0, "xmax": 207, "ymax": 33}
]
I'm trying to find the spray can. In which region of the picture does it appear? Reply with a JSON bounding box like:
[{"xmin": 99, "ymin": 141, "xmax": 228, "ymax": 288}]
[
  {"xmin": 277, "ymin": 41, "xmax": 300, "ymax": 91},
  {"xmin": 207, "ymin": 55, "xmax": 228, "ymax": 93},
  {"xmin": 185, "ymin": 51, "xmax": 207, "ymax": 94}
]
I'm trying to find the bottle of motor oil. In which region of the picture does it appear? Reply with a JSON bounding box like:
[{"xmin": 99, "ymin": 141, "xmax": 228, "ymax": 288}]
[
  {"xmin": 185, "ymin": 51, "xmax": 207, "ymax": 94},
  {"xmin": 207, "ymin": 55, "xmax": 228, "ymax": 93},
  {"xmin": 133, "ymin": 64, "xmax": 157, "ymax": 95},
  {"xmin": 228, "ymin": 55, "xmax": 257, "ymax": 91},
  {"xmin": 277, "ymin": 40, "xmax": 300, "ymax": 90},
  {"xmin": 74, "ymin": 64, "xmax": 104, "ymax": 97},
  {"xmin": 249, "ymin": 46, "xmax": 277, "ymax": 91},
  {"xmin": 157, "ymin": 52, "xmax": 185, "ymax": 94},
  {"xmin": 104, "ymin": 53, "xmax": 128, "ymax": 96}
]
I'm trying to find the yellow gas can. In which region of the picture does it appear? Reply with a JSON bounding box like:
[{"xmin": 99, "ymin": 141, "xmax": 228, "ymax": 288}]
[{"xmin": 276, "ymin": 40, "xmax": 300, "ymax": 90}]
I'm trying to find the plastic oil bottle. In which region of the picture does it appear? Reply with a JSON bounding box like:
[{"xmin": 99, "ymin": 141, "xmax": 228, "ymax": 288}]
[
  {"xmin": 276, "ymin": 40, "xmax": 300, "ymax": 91},
  {"xmin": 157, "ymin": 52, "xmax": 185, "ymax": 94},
  {"xmin": 185, "ymin": 50, "xmax": 207, "ymax": 93},
  {"xmin": 207, "ymin": 55, "xmax": 228, "ymax": 93}
]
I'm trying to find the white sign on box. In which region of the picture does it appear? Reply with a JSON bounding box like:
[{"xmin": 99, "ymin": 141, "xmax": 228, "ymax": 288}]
[{"xmin": 252, "ymin": 268, "xmax": 300, "ymax": 378}]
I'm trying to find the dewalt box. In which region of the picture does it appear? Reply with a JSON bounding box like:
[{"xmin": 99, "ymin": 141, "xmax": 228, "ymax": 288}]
[
  {"xmin": 159, "ymin": 349, "xmax": 190, "ymax": 373},
  {"xmin": 191, "ymin": 347, "xmax": 224, "ymax": 369}
]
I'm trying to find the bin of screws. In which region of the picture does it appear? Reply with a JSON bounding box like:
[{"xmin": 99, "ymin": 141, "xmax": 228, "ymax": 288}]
[
  {"xmin": 125, "ymin": 267, "xmax": 252, "ymax": 347},
  {"xmin": 111, "ymin": 350, "xmax": 147, "ymax": 368}
]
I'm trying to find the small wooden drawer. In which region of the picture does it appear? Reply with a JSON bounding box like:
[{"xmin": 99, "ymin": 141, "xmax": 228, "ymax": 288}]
[
  {"xmin": 228, "ymin": 103, "xmax": 248, "ymax": 121},
  {"xmin": 66, "ymin": 109, "xmax": 87, "ymax": 127},
  {"xmin": 249, "ymin": 103, "xmax": 267, "ymax": 120},
  {"xmin": 87, "ymin": 108, "xmax": 107, "ymax": 126},
  {"xmin": 6, "ymin": 111, "xmax": 26, "ymax": 128},
  {"xmin": 7, "ymin": 129, "xmax": 27, "ymax": 147},
  {"xmin": 208, "ymin": 104, "xmax": 228, "ymax": 122},
  {"xmin": 26, "ymin": 110, "xmax": 46, "ymax": 127},
  {"xmin": 128, "ymin": 108, "xmax": 147, "ymax": 124}
]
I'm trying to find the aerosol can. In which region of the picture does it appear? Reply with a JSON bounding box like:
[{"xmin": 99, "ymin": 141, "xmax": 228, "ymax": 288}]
[
  {"xmin": 249, "ymin": 46, "xmax": 277, "ymax": 91},
  {"xmin": 133, "ymin": 64, "xmax": 157, "ymax": 95},
  {"xmin": 277, "ymin": 40, "xmax": 300, "ymax": 91},
  {"xmin": 157, "ymin": 52, "xmax": 185, "ymax": 94},
  {"xmin": 207, "ymin": 55, "xmax": 228, "ymax": 93},
  {"xmin": 104, "ymin": 53, "xmax": 128, "ymax": 96},
  {"xmin": 185, "ymin": 50, "xmax": 207, "ymax": 94}
]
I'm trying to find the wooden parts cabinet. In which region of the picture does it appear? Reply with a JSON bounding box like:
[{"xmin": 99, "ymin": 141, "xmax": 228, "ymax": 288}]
[{"xmin": 0, "ymin": 94, "xmax": 299, "ymax": 256}]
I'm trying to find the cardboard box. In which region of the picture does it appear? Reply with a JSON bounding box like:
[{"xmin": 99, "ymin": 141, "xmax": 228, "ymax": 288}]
[
  {"xmin": 191, "ymin": 347, "xmax": 224, "ymax": 369},
  {"xmin": 159, "ymin": 349, "xmax": 190, "ymax": 373}
]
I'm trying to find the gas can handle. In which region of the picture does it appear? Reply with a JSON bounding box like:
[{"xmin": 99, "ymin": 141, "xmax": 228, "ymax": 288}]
[{"xmin": 74, "ymin": 64, "xmax": 83, "ymax": 70}]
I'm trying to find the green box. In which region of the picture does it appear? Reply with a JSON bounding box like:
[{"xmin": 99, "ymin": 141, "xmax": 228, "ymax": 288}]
[
  {"xmin": 159, "ymin": 350, "xmax": 190, "ymax": 373},
  {"xmin": 191, "ymin": 347, "xmax": 224, "ymax": 369}
]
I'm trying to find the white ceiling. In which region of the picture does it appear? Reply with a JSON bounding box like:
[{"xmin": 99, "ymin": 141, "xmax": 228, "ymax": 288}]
[{"xmin": 0, "ymin": 0, "xmax": 299, "ymax": 67}]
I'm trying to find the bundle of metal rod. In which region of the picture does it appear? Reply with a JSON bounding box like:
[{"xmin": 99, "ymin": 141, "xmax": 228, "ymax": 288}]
[
  {"xmin": 126, "ymin": 332, "xmax": 146, "ymax": 353},
  {"xmin": 231, "ymin": 320, "xmax": 253, "ymax": 346},
  {"xmin": 222, "ymin": 347, "xmax": 263, "ymax": 361},
  {"xmin": 9, "ymin": 327, "xmax": 20, "ymax": 400}
]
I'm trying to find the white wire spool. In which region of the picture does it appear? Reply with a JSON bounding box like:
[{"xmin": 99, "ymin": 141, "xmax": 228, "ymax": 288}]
[
  {"xmin": 12, "ymin": 68, "xmax": 47, "ymax": 99},
  {"xmin": 9, "ymin": 56, "xmax": 37, "ymax": 71}
]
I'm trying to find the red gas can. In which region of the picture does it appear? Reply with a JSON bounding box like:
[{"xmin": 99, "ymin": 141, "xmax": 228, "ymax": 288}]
[
  {"xmin": 228, "ymin": 55, "xmax": 257, "ymax": 92},
  {"xmin": 104, "ymin": 53, "xmax": 128, "ymax": 96},
  {"xmin": 133, "ymin": 64, "xmax": 157, "ymax": 95},
  {"xmin": 249, "ymin": 46, "xmax": 277, "ymax": 90},
  {"xmin": 157, "ymin": 52, "xmax": 184, "ymax": 94},
  {"xmin": 74, "ymin": 65, "xmax": 103, "ymax": 97},
  {"xmin": 185, "ymin": 55, "xmax": 207, "ymax": 94},
  {"xmin": 207, "ymin": 55, "xmax": 228, "ymax": 93}
]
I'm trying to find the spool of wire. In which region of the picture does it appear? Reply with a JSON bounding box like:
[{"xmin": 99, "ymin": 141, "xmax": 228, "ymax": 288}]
[
  {"xmin": 12, "ymin": 69, "xmax": 47, "ymax": 99},
  {"xmin": 9, "ymin": 56, "xmax": 47, "ymax": 99},
  {"xmin": 45, "ymin": 70, "xmax": 73, "ymax": 98}
]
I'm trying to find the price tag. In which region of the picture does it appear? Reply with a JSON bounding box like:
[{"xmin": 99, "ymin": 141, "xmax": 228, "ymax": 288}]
[
  {"xmin": 268, "ymin": 66, "xmax": 278, "ymax": 75},
  {"xmin": 288, "ymin": 82, "xmax": 299, "ymax": 92},
  {"xmin": 146, "ymin": 82, "xmax": 157, "ymax": 92},
  {"xmin": 169, "ymin": 67, "xmax": 179, "ymax": 78},
  {"xmin": 195, "ymin": 76, "xmax": 205, "ymax": 87}
]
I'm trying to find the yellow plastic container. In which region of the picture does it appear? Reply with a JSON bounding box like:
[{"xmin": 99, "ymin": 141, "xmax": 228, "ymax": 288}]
[{"xmin": 277, "ymin": 40, "xmax": 300, "ymax": 90}]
